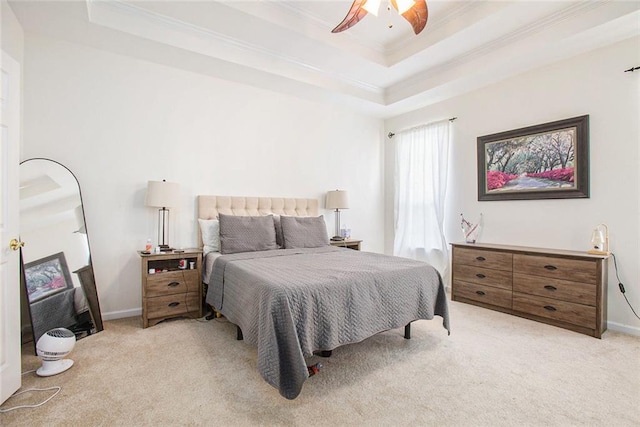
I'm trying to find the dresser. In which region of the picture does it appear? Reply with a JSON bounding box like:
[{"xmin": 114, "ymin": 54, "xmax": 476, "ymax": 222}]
[
  {"xmin": 139, "ymin": 249, "xmax": 203, "ymax": 328},
  {"xmin": 451, "ymin": 242, "xmax": 608, "ymax": 338}
]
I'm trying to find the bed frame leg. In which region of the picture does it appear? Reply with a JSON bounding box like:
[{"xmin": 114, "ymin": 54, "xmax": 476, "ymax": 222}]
[
  {"xmin": 404, "ymin": 323, "xmax": 411, "ymax": 339},
  {"xmin": 237, "ymin": 326, "xmax": 243, "ymax": 341}
]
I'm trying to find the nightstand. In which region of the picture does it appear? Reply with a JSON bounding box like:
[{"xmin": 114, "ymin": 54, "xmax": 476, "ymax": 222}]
[
  {"xmin": 139, "ymin": 249, "xmax": 203, "ymax": 328},
  {"xmin": 329, "ymin": 239, "xmax": 362, "ymax": 251}
]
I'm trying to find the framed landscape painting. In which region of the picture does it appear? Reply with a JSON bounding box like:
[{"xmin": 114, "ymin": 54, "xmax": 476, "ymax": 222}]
[
  {"xmin": 477, "ymin": 115, "xmax": 589, "ymax": 201},
  {"xmin": 24, "ymin": 252, "xmax": 74, "ymax": 303}
]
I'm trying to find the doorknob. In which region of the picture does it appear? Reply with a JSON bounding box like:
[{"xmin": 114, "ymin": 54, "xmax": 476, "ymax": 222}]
[{"xmin": 9, "ymin": 238, "xmax": 24, "ymax": 251}]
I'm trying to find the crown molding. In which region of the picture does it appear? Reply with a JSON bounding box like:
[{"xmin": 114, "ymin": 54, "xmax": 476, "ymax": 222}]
[
  {"xmin": 86, "ymin": 0, "xmax": 384, "ymax": 95},
  {"xmin": 388, "ymin": 0, "xmax": 613, "ymax": 97}
]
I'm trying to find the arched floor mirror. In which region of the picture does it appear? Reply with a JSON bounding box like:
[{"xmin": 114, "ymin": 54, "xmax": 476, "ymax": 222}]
[{"xmin": 19, "ymin": 158, "xmax": 103, "ymax": 350}]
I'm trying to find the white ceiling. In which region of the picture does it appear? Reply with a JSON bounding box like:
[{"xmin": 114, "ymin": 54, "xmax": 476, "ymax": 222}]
[{"xmin": 8, "ymin": 0, "xmax": 640, "ymax": 118}]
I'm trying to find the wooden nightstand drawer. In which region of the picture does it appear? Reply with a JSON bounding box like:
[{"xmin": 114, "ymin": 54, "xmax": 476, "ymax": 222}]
[
  {"xmin": 330, "ymin": 239, "xmax": 362, "ymax": 250},
  {"xmin": 513, "ymin": 273, "xmax": 596, "ymax": 306},
  {"xmin": 454, "ymin": 247, "xmax": 512, "ymax": 271},
  {"xmin": 513, "ymin": 292, "xmax": 596, "ymax": 329},
  {"xmin": 139, "ymin": 249, "xmax": 203, "ymax": 328},
  {"xmin": 453, "ymin": 264, "xmax": 512, "ymax": 290},
  {"xmin": 513, "ymin": 254, "xmax": 597, "ymax": 284},
  {"xmin": 145, "ymin": 271, "xmax": 198, "ymax": 297},
  {"xmin": 453, "ymin": 280, "xmax": 512, "ymax": 310},
  {"xmin": 146, "ymin": 292, "xmax": 200, "ymax": 321}
]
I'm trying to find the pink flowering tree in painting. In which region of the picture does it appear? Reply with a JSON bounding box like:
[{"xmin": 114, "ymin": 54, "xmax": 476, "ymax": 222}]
[{"xmin": 485, "ymin": 128, "xmax": 576, "ymax": 192}]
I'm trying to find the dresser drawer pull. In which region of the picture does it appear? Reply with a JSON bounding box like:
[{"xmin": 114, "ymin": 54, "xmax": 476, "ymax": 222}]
[
  {"xmin": 167, "ymin": 282, "xmax": 180, "ymax": 287},
  {"xmin": 476, "ymin": 291, "xmax": 486, "ymax": 296},
  {"xmin": 476, "ymin": 273, "xmax": 486, "ymax": 279},
  {"xmin": 543, "ymin": 305, "xmax": 557, "ymax": 311},
  {"xmin": 544, "ymin": 285, "xmax": 557, "ymax": 291},
  {"xmin": 475, "ymin": 256, "xmax": 486, "ymax": 261},
  {"xmin": 168, "ymin": 302, "xmax": 180, "ymax": 307},
  {"xmin": 544, "ymin": 265, "xmax": 557, "ymax": 271}
]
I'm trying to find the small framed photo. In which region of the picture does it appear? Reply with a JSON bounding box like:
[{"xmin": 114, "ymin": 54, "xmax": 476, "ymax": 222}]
[
  {"xmin": 24, "ymin": 252, "xmax": 74, "ymax": 303},
  {"xmin": 477, "ymin": 115, "xmax": 589, "ymax": 201}
]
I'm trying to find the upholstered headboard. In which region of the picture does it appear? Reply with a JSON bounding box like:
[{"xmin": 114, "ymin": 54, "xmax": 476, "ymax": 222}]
[{"xmin": 197, "ymin": 195, "xmax": 319, "ymax": 246}]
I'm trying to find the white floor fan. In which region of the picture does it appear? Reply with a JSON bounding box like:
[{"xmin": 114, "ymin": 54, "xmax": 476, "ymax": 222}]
[{"xmin": 35, "ymin": 328, "xmax": 76, "ymax": 377}]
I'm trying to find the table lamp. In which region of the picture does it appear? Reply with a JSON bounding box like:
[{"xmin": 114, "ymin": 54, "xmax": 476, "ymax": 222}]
[
  {"xmin": 145, "ymin": 179, "xmax": 179, "ymax": 251},
  {"xmin": 326, "ymin": 190, "xmax": 349, "ymax": 241}
]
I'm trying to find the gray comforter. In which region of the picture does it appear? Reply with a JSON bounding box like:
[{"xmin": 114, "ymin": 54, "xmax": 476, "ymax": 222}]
[{"xmin": 206, "ymin": 246, "xmax": 450, "ymax": 399}]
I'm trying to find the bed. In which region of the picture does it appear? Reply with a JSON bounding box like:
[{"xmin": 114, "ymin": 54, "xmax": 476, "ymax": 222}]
[{"xmin": 198, "ymin": 195, "xmax": 450, "ymax": 399}]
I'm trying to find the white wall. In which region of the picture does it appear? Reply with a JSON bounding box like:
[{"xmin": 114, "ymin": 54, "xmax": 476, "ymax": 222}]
[
  {"xmin": 385, "ymin": 36, "xmax": 640, "ymax": 335},
  {"xmin": 1, "ymin": 0, "xmax": 23, "ymax": 63},
  {"xmin": 22, "ymin": 34, "xmax": 385, "ymax": 319}
]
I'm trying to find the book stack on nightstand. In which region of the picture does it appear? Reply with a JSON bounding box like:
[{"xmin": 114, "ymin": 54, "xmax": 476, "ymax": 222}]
[
  {"xmin": 329, "ymin": 239, "xmax": 362, "ymax": 251},
  {"xmin": 138, "ymin": 249, "xmax": 202, "ymax": 328}
]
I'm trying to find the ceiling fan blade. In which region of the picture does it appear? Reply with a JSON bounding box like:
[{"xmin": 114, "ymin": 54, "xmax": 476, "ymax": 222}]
[
  {"xmin": 391, "ymin": 0, "xmax": 429, "ymax": 35},
  {"xmin": 332, "ymin": 0, "xmax": 369, "ymax": 33}
]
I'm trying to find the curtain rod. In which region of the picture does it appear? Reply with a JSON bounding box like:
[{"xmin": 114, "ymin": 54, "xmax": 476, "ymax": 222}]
[{"xmin": 387, "ymin": 117, "xmax": 457, "ymax": 139}]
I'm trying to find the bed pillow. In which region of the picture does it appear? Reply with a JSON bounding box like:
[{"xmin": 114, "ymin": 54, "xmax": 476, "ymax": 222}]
[
  {"xmin": 198, "ymin": 218, "xmax": 220, "ymax": 254},
  {"xmin": 272, "ymin": 214, "xmax": 285, "ymax": 248},
  {"xmin": 280, "ymin": 215, "xmax": 329, "ymax": 249},
  {"xmin": 219, "ymin": 213, "xmax": 278, "ymax": 254}
]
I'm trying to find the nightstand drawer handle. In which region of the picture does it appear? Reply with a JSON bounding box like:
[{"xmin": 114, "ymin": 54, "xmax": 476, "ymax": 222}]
[
  {"xmin": 168, "ymin": 302, "xmax": 180, "ymax": 307},
  {"xmin": 476, "ymin": 291, "xmax": 486, "ymax": 296},
  {"xmin": 476, "ymin": 273, "xmax": 486, "ymax": 279},
  {"xmin": 167, "ymin": 281, "xmax": 180, "ymax": 287},
  {"xmin": 543, "ymin": 305, "xmax": 556, "ymax": 311},
  {"xmin": 475, "ymin": 256, "xmax": 486, "ymax": 261},
  {"xmin": 544, "ymin": 265, "xmax": 557, "ymax": 270},
  {"xmin": 544, "ymin": 285, "xmax": 557, "ymax": 291}
]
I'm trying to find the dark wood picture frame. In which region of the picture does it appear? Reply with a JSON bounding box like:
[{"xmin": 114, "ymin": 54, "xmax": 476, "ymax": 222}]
[
  {"xmin": 24, "ymin": 252, "xmax": 74, "ymax": 303},
  {"xmin": 477, "ymin": 115, "xmax": 589, "ymax": 201}
]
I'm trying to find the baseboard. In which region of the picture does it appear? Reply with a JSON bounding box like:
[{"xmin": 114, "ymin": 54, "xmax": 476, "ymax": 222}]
[
  {"xmin": 607, "ymin": 321, "xmax": 640, "ymax": 337},
  {"xmin": 102, "ymin": 308, "xmax": 141, "ymax": 321}
]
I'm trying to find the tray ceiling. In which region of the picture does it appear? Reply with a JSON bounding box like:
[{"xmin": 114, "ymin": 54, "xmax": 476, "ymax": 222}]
[{"xmin": 8, "ymin": 0, "xmax": 640, "ymax": 117}]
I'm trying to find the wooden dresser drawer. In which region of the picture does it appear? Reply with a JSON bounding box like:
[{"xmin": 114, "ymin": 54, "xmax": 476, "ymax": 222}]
[
  {"xmin": 146, "ymin": 270, "xmax": 199, "ymax": 297},
  {"xmin": 451, "ymin": 242, "xmax": 607, "ymax": 338},
  {"xmin": 146, "ymin": 292, "xmax": 200, "ymax": 320},
  {"xmin": 453, "ymin": 247, "xmax": 512, "ymax": 271},
  {"xmin": 513, "ymin": 254, "xmax": 597, "ymax": 284},
  {"xmin": 513, "ymin": 273, "xmax": 596, "ymax": 306},
  {"xmin": 454, "ymin": 281, "xmax": 512, "ymax": 310},
  {"xmin": 453, "ymin": 264, "xmax": 512, "ymax": 290},
  {"xmin": 513, "ymin": 292, "xmax": 596, "ymax": 329}
]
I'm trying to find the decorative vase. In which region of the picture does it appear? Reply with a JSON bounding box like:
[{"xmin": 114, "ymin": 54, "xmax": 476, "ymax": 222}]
[{"xmin": 460, "ymin": 213, "xmax": 482, "ymax": 243}]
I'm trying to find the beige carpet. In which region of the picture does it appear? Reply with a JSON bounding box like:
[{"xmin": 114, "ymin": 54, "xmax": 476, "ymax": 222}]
[{"xmin": 2, "ymin": 300, "xmax": 639, "ymax": 426}]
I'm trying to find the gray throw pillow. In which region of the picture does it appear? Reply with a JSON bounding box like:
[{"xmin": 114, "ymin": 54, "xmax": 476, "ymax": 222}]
[
  {"xmin": 273, "ymin": 214, "xmax": 284, "ymax": 248},
  {"xmin": 280, "ymin": 215, "xmax": 329, "ymax": 249},
  {"xmin": 219, "ymin": 213, "xmax": 278, "ymax": 254}
]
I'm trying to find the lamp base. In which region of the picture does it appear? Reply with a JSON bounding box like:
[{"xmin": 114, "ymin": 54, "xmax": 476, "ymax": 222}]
[
  {"xmin": 330, "ymin": 236, "xmax": 345, "ymax": 241},
  {"xmin": 159, "ymin": 245, "xmax": 174, "ymax": 252}
]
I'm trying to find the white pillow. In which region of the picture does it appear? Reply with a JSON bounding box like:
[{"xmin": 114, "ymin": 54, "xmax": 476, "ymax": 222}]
[{"xmin": 198, "ymin": 218, "xmax": 220, "ymax": 253}]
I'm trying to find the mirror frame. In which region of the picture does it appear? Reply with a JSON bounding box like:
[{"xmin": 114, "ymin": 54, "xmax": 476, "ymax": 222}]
[{"xmin": 19, "ymin": 158, "xmax": 103, "ymax": 351}]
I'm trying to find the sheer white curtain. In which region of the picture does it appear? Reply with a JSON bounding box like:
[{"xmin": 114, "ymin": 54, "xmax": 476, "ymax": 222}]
[{"xmin": 393, "ymin": 119, "xmax": 451, "ymax": 277}]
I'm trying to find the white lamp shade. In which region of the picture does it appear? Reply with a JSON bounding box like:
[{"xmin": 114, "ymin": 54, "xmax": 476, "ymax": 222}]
[
  {"xmin": 145, "ymin": 180, "xmax": 180, "ymax": 208},
  {"xmin": 396, "ymin": 0, "xmax": 416, "ymax": 14},
  {"xmin": 362, "ymin": 0, "xmax": 381, "ymax": 16},
  {"xmin": 326, "ymin": 190, "xmax": 349, "ymax": 210}
]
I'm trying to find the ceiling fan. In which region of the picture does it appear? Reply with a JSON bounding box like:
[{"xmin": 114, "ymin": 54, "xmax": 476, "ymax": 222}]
[{"xmin": 332, "ymin": 0, "xmax": 429, "ymax": 35}]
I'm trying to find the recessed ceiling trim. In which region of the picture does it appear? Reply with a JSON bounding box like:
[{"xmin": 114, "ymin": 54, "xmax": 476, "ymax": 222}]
[
  {"xmin": 388, "ymin": 0, "xmax": 620, "ymax": 99},
  {"xmin": 87, "ymin": 0, "xmax": 384, "ymax": 95}
]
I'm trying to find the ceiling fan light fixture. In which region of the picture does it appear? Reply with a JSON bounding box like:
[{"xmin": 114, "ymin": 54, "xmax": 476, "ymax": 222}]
[
  {"xmin": 362, "ymin": 0, "xmax": 381, "ymax": 16},
  {"xmin": 332, "ymin": 0, "xmax": 428, "ymax": 35},
  {"xmin": 395, "ymin": 0, "xmax": 415, "ymax": 14}
]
